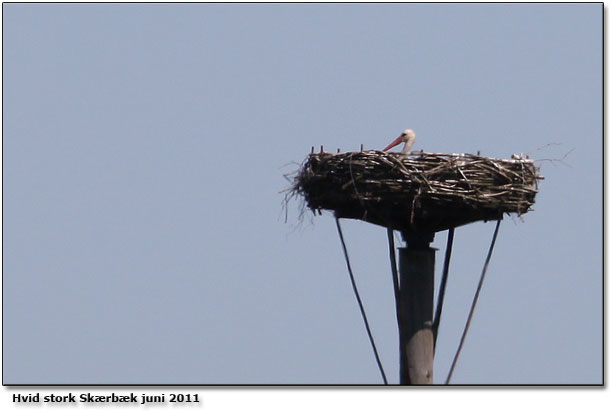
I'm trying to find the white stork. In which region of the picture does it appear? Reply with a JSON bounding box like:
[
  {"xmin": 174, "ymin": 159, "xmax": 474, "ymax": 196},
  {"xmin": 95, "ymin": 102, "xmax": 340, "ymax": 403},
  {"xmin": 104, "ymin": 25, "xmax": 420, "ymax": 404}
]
[{"xmin": 383, "ymin": 129, "xmax": 416, "ymax": 154}]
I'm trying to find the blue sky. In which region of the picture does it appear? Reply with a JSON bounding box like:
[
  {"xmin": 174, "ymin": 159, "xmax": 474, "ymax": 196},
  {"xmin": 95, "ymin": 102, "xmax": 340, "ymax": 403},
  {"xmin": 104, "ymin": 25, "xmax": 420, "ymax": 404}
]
[{"xmin": 3, "ymin": 3, "xmax": 602, "ymax": 384}]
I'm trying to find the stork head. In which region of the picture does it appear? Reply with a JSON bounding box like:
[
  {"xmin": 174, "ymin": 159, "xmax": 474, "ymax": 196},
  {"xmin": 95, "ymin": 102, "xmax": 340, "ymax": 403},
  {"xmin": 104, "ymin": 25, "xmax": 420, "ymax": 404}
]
[
  {"xmin": 402, "ymin": 129, "xmax": 416, "ymax": 141},
  {"xmin": 383, "ymin": 129, "xmax": 417, "ymax": 151}
]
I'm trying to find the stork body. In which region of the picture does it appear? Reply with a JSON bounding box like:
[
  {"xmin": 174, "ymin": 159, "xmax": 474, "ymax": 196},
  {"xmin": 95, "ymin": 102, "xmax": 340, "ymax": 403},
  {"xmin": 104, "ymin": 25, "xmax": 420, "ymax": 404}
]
[{"xmin": 383, "ymin": 129, "xmax": 416, "ymax": 154}]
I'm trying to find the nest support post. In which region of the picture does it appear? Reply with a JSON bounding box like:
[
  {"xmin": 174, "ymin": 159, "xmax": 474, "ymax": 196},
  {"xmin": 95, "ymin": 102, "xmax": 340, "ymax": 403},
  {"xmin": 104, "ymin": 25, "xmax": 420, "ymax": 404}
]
[
  {"xmin": 398, "ymin": 231, "xmax": 435, "ymax": 385},
  {"xmin": 291, "ymin": 150, "xmax": 543, "ymax": 384}
]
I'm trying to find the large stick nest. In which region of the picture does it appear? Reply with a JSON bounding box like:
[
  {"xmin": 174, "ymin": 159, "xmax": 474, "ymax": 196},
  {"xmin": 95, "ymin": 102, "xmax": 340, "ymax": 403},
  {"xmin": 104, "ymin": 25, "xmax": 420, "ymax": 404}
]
[{"xmin": 291, "ymin": 151, "xmax": 543, "ymax": 233}]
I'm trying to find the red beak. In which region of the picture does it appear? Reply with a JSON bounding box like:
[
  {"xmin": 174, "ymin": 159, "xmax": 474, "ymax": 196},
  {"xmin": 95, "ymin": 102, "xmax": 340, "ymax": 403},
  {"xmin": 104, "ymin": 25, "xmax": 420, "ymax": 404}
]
[{"xmin": 383, "ymin": 136, "xmax": 403, "ymax": 152}]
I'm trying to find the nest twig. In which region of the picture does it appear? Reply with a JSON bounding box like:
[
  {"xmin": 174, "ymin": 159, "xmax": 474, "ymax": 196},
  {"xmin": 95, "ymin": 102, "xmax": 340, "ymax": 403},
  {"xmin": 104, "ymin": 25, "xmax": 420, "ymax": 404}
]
[{"xmin": 290, "ymin": 151, "xmax": 543, "ymax": 233}]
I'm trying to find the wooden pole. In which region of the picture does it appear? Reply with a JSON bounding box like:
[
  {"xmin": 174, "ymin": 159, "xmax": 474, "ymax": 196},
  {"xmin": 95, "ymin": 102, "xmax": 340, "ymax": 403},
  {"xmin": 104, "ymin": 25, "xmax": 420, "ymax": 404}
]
[{"xmin": 398, "ymin": 232, "xmax": 435, "ymax": 384}]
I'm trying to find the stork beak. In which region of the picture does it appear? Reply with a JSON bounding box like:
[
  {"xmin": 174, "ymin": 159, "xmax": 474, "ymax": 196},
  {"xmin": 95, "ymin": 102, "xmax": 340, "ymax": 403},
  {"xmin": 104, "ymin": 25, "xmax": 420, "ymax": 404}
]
[{"xmin": 382, "ymin": 136, "xmax": 403, "ymax": 152}]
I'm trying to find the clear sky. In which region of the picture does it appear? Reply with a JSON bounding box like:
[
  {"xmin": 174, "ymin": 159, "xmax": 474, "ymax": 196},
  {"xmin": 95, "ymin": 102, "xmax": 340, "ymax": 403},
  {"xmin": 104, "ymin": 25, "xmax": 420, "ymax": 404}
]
[{"xmin": 3, "ymin": 3, "xmax": 602, "ymax": 384}]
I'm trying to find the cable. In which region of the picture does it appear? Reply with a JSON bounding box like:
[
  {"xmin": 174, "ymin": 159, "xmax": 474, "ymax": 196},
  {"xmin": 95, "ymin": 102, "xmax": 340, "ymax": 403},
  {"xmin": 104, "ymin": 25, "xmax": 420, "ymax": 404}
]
[
  {"xmin": 335, "ymin": 217, "xmax": 388, "ymax": 385},
  {"xmin": 386, "ymin": 228, "xmax": 401, "ymax": 328},
  {"xmin": 445, "ymin": 219, "xmax": 501, "ymax": 384},
  {"xmin": 433, "ymin": 228, "xmax": 455, "ymax": 349},
  {"xmin": 387, "ymin": 228, "xmax": 405, "ymax": 381}
]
